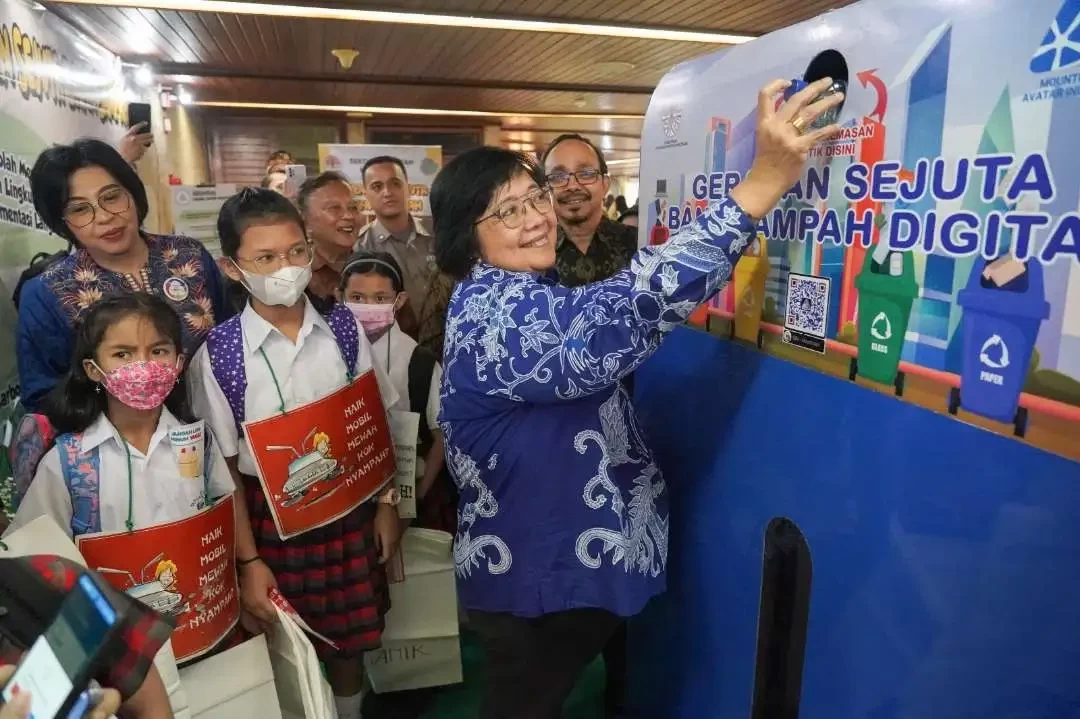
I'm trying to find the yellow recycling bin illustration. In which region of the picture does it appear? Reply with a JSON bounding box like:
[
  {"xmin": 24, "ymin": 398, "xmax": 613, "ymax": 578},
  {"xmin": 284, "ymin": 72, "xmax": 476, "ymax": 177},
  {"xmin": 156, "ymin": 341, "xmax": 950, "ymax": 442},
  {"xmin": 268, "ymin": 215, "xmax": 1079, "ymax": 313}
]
[{"xmin": 732, "ymin": 234, "xmax": 771, "ymax": 346}]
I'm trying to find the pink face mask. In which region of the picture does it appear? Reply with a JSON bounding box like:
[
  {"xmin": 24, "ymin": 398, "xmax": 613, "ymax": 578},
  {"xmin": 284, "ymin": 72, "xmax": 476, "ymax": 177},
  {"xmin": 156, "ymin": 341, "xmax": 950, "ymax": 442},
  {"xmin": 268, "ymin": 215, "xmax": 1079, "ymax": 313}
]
[
  {"xmin": 347, "ymin": 303, "xmax": 397, "ymax": 341},
  {"xmin": 92, "ymin": 360, "xmax": 180, "ymax": 410}
]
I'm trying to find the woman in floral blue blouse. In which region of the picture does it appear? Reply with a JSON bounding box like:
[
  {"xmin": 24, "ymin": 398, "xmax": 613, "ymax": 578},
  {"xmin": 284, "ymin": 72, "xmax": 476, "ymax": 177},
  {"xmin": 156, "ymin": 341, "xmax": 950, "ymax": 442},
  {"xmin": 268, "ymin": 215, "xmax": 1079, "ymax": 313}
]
[
  {"xmin": 431, "ymin": 78, "xmax": 844, "ymax": 718},
  {"xmin": 17, "ymin": 139, "xmax": 229, "ymax": 410}
]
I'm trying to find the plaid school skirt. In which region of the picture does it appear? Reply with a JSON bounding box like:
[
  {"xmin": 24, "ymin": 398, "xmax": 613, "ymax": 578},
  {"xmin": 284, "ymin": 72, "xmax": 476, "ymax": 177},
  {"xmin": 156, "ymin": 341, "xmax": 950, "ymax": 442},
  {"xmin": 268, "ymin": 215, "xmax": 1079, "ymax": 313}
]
[{"xmin": 242, "ymin": 475, "xmax": 390, "ymax": 660}]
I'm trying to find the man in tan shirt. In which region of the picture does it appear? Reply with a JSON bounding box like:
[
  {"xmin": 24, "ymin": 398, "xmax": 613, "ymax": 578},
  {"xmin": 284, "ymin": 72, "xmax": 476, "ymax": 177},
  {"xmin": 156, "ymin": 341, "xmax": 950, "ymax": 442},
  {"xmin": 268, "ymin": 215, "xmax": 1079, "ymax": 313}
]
[{"xmin": 356, "ymin": 155, "xmax": 434, "ymax": 338}]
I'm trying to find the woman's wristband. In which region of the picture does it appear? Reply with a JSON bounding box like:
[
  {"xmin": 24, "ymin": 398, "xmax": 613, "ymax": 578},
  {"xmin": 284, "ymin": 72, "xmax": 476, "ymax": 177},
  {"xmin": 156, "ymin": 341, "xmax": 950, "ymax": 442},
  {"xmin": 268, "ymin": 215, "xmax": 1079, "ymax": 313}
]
[{"xmin": 237, "ymin": 555, "xmax": 263, "ymax": 567}]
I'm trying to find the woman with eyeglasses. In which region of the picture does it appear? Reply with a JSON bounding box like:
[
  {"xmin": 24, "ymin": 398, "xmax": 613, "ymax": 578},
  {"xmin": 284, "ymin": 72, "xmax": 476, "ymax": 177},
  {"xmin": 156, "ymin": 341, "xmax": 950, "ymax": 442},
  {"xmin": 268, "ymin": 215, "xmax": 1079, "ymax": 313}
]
[
  {"xmin": 431, "ymin": 78, "xmax": 843, "ymax": 718},
  {"xmin": 17, "ymin": 139, "xmax": 230, "ymax": 411}
]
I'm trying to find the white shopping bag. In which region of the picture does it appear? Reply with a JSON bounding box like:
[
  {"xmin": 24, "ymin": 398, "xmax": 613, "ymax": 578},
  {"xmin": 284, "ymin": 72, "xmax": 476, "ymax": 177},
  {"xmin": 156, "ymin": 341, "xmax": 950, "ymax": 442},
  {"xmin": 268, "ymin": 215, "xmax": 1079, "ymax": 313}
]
[
  {"xmin": 268, "ymin": 606, "xmax": 336, "ymax": 719},
  {"xmin": 364, "ymin": 528, "xmax": 462, "ymax": 693},
  {"xmin": 1, "ymin": 516, "xmax": 193, "ymax": 718},
  {"xmin": 179, "ymin": 634, "xmax": 282, "ymax": 719},
  {"xmin": 0, "ymin": 515, "xmax": 85, "ymax": 564}
]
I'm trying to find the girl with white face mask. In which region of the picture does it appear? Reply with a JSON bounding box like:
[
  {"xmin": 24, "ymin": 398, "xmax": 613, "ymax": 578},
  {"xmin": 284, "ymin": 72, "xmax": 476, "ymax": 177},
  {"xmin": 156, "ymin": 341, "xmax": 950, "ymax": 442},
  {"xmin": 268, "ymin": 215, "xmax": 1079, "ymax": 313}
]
[
  {"xmin": 186, "ymin": 189, "xmax": 401, "ymax": 719},
  {"xmin": 338, "ymin": 251, "xmax": 456, "ymax": 536}
]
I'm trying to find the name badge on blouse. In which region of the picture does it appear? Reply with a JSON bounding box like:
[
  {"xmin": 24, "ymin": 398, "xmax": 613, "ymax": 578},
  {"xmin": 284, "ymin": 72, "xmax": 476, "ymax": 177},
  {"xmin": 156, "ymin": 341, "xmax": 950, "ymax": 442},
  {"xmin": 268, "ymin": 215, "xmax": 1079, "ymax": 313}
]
[
  {"xmin": 170, "ymin": 420, "xmax": 205, "ymax": 480},
  {"xmin": 163, "ymin": 276, "xmax": 190, "ymax": 302}
]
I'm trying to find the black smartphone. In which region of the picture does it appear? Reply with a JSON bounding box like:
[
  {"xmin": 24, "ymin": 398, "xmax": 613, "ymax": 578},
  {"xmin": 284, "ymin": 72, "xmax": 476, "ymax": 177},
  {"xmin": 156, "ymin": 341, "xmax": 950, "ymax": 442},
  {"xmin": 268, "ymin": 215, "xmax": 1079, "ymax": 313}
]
[
  {"xmin": 1, "ymin": 573, "xmax": 123, "ymax": 718},
  {"xmin": 127, "ymin": 102, "xmax": 152, "ymax": 131}
]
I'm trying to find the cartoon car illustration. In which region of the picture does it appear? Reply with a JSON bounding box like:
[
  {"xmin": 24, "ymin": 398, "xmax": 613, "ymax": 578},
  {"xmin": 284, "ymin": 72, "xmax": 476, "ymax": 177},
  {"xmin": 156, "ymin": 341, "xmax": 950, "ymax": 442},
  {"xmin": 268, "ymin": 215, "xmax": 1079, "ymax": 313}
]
[
  {"xmin": 267, "ymin": 428, "xmax": 343, "ymax": 507},
  {"xmin": 96, "ymin": 552, "xmax": 187, "ymax": 618}
]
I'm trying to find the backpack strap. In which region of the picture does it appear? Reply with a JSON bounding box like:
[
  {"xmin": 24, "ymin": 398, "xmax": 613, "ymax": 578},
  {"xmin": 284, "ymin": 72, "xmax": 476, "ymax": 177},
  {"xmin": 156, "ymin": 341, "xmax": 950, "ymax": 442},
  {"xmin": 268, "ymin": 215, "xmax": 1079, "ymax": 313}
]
[
  {"xmin": 205, "ymin": 316, "xmax": 247, "ymax": 433},
  {"xmin": 407, "ymin": 346, "xmax": 438, "ymax": 452},
  {"xmin": 56, "ymin": 433, "xmax": 102, "ymax": 537},
  {"xmin": 326, "ymin": 304, "xmax": 360, "ymax": 378},
  {"xmin": 202, "ymin": 425, "xmax": 222, "ymax": 505},
  {"xmin": 9, "ymin": 413, "xmax": 55, "ymax": 514}
]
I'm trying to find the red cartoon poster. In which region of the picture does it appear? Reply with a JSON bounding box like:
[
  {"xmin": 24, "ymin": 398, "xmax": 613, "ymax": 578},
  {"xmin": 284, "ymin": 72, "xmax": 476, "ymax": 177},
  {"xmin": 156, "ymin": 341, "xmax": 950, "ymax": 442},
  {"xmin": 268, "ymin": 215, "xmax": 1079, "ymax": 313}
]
[
  {"xmin": 77, "ymin": 496, "xmax": 238, "ymax": 663},
  {"xmin": 243, "ymin": 369, "xmax": 396, "ymax": 540}
]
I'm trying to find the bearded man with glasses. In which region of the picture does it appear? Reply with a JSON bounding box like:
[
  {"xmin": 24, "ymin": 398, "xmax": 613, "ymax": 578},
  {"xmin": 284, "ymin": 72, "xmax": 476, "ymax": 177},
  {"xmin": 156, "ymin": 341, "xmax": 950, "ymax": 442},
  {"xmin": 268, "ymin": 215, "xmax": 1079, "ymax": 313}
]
[{"xmin": 541, "ymin": 134, "xmax": 638, "ymax": 289}]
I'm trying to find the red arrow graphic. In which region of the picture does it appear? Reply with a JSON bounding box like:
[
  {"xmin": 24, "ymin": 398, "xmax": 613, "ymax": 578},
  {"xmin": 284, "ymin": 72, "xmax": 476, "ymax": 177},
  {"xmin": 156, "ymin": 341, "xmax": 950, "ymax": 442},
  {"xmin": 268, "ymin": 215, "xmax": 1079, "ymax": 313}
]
[{"xmin": 856, "ymin": 69, "xmax": 888, "ymax": 122}]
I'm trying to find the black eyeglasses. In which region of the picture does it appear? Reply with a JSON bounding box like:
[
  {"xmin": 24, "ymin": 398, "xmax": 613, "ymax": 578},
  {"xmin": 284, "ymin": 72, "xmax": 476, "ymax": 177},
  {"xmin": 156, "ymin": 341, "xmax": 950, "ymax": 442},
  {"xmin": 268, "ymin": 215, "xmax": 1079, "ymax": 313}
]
[
  {"xmin": 545, "ymin": 168, "xmax": 604, "ymax": 188},
  {"xmin": 63, "ymin": 187, "xmax": 131, "ymax": 228},
  {"xmin": 477, "ymin": 189, "xmax": 553, "ymax": 230}
]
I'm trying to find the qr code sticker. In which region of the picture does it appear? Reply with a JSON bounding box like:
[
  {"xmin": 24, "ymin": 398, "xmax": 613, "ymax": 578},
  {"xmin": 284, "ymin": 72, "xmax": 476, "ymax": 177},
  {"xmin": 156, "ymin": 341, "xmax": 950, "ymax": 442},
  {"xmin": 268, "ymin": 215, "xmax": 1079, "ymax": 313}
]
[{"xmin": 785, "ymin": 273, "xmax": 830, "ymax": 338}]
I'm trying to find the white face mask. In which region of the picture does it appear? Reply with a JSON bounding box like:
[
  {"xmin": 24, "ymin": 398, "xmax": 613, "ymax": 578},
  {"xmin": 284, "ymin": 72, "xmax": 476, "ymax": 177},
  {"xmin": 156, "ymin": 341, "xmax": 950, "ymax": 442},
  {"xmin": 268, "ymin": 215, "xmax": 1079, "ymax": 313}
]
[{"xmin": 235, "ymin": 263, "xmax": 312, "ymax": 307}]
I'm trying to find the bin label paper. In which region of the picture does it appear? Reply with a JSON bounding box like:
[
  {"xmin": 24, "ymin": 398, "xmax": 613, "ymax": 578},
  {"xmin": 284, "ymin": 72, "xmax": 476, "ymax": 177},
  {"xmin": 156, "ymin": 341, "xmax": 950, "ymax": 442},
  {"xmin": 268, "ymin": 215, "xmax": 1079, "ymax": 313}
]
[
  {"xmin": 388, "ymin": 411, "xmax": 419, "ymax": 520},
  {"xmin": 783, "ymin": 273, "xmax": 831, "ymax": 355}
]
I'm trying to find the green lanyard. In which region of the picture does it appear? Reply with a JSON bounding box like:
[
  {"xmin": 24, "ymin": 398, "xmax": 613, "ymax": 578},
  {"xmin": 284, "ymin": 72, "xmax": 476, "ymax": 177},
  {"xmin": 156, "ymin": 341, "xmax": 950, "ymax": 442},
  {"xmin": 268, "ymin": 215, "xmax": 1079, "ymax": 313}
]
[
  {"xmin": 121, "ymin": 434, "xmax": 211, "ymax": 534},
  {"xmin": 257, "ymin": 343, "xmax": 355, "ymax": 416}
]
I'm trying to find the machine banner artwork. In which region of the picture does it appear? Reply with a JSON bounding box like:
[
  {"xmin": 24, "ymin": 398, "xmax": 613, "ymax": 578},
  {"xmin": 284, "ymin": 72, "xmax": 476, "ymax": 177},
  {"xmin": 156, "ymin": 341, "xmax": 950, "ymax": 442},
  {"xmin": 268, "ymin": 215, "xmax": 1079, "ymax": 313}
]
[
  {"xmin": 243, "ymin": 369, "xmax": 396, "ymax": 540},
  {"xmin": 641, "ymin": 0, "xmax": 1080, "ymax": 458},
  {"xmin": 77, "ymin": 496, "xmax": 239, "ymax": 663}
]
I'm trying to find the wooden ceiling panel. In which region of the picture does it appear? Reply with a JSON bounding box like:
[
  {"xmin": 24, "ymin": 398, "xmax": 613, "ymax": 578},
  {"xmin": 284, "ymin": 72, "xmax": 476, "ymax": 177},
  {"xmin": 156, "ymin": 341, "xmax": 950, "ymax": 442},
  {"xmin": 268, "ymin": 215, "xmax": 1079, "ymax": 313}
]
[
  {"xmin": 49, "ymin": 7, "xmax": 713, "ymax": 86},
  {"xmin": 193, "ymin": 77, "xmax": 650, "ymax": 115},
  {"xmin": 287, "ymin": 0, "xmax": 855, "ymax": 31},
  {"xmin": 44, "ymin": 0, "xmax": 856, "ymax": 148}
]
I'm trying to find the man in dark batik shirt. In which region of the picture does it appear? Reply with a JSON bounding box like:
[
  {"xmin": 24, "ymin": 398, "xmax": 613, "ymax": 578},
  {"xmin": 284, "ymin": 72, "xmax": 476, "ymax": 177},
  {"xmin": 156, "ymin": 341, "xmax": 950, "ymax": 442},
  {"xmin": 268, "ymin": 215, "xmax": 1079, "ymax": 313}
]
[
  {"xmin": 541, "ymin": 133, "xmax": 638, "ymax": 719},
  {"xmin": 542, "ymin": 133, "xmax": 638, "ymax": 289}
]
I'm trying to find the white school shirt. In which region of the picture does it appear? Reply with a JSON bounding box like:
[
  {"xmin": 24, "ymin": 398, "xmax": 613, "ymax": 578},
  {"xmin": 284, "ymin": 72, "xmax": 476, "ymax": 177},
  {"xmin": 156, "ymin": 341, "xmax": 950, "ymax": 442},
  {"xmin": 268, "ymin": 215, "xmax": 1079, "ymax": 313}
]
[
  {"xmin": 8, "ymin": 408, "xmax": 236, "ymax": 538},
  {"xmin": 187, "ymin": 299, "xmax": 399, "ymax": 476},
  {"xmin": 369, "ymin": 323, "xmax": 441, "ymax": 431},
  {"xmin": 370, "ymin": 323, "xmax": 442, "ymax": 480}
]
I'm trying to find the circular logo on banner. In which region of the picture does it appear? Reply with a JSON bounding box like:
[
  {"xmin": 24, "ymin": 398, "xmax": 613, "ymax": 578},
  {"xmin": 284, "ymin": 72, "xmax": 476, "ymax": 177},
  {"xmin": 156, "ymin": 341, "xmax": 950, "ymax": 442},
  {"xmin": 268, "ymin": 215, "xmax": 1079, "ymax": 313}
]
[{"xmin": 163, "ymin": 277, "xmax": 190, "ymax": 302}]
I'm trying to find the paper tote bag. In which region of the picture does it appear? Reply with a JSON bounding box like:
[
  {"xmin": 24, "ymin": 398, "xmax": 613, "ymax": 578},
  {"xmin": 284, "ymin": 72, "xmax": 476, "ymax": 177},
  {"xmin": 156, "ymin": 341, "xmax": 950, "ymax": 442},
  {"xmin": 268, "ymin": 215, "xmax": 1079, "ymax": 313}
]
[
  {"xmin": 267, "ymin": 606, "xmax": 336, "ymax": 719},
  {"xmin": 364, "ymin": 528, "xmax": 463, "ymax": 693},
  {"xmin": 1, "ymin": 516, "xmax": 193, "ymax": 718},
  {"xmin": 179, "ymin": 634, "xmax": 282, "ymax": 719}
]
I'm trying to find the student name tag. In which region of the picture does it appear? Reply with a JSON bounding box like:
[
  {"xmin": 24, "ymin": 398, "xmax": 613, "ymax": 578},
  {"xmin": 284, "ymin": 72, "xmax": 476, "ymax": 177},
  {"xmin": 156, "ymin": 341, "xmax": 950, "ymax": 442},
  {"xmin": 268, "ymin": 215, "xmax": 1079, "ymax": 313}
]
[
  {"xmin": 169, "ymin": 420, "xmax": 205, "ymax": 480},
  {"xmin": 388, "ymin": 411, "xmax": 419, "ymax": 520}
]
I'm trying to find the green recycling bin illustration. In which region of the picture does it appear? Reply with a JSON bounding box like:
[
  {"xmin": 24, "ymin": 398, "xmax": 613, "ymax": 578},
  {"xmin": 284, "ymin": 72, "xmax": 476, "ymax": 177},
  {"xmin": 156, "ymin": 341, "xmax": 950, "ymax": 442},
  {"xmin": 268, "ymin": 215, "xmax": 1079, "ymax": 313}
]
[{"xmin": 851, "ymin": 244, "xmax": 918, "ymax": 393}]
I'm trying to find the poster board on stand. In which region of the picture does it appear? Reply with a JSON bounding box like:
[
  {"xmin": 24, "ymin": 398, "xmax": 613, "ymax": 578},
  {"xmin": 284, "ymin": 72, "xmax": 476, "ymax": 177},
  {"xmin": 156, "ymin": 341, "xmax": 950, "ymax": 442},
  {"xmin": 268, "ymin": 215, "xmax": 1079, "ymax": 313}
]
[{"xmin": 171, "ymin": 185, "xmax": 237, "ymax": 258}]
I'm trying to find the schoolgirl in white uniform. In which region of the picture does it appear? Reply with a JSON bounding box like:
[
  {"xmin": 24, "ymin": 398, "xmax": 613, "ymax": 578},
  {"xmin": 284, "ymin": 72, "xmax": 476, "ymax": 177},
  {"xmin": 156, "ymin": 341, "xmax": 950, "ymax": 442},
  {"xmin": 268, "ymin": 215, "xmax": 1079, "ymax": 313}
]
[
  {"xmin": 187, "ymin": 188, "xmax": 400, "ymax": 719},
  {"xmin": 338, "ymin": 250, "xmax": 456, "ymax": 534},
  {"xmin": 10, "ymin": 292, "xmax": 235, "ymax": 538}
]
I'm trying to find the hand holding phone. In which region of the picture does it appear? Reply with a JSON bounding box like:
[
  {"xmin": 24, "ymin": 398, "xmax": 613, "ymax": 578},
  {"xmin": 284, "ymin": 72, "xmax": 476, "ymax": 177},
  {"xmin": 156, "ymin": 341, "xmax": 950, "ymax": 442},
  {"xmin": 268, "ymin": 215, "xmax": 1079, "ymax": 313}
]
[{"xmin": 0, "ymin": 574, "xmax": 124, "ymax": 719}]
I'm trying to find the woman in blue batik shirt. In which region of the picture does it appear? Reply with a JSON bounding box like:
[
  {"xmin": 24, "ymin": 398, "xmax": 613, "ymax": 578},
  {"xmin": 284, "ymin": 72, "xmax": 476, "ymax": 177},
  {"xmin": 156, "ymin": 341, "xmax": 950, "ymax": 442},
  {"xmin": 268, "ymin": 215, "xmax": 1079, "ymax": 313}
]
[
  {"xmin": 18, "ymin": 139, "xmax": 229, "ymax": 410},
  {"xmin": 431, "ymin": 78, "xmax": 843, "ymax": 718}
]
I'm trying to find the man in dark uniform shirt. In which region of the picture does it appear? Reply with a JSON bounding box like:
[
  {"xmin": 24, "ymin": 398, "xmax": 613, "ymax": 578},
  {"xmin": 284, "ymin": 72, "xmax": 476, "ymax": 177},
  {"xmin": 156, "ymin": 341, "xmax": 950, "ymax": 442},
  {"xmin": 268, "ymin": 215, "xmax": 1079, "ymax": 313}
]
[{"xmin": 541, "ymin": 133, "xmax": 637, "ymax": 719}]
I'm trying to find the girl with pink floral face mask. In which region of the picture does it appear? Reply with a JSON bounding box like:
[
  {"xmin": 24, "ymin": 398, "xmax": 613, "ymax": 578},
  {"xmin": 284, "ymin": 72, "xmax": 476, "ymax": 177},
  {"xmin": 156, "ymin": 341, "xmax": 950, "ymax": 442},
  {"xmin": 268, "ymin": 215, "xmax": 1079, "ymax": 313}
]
[{"xmin": 10, "ymin": 291, "xmax": 236, "ymax": 543}]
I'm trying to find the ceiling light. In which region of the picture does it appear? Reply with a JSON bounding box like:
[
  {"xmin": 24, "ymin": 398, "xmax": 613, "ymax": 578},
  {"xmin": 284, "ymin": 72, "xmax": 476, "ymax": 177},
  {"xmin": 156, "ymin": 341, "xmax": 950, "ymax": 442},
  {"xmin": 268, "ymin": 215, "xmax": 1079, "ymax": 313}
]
[
  {"xmin": 331, "ymin": 49, "xmax": 359, "ymax": 70},
  {"xmin": 193, "ymin": 100, "xmax": 644, "ymax": 120},
  {"xmin": 52, "ymin": 0, "xmax": 753, "ymax": 44},
  {"xmin": 178, "ymin": 86, "xmax": 193, "ymax": 104},
  {"xmin": 607, "ymin": 158, "xmax": 640, "ymax": 166},
  {"xmin": 134, "ymin": 64, "xmax": 153, "ymax": 86}
]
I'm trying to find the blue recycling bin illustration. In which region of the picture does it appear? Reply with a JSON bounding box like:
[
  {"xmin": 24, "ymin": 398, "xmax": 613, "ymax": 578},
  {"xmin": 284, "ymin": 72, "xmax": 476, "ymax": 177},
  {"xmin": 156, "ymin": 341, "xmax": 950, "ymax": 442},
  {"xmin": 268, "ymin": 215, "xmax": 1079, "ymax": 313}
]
[{"xmin": 956, "ymin": 259, "xmax": 1050, "ymax": 423}]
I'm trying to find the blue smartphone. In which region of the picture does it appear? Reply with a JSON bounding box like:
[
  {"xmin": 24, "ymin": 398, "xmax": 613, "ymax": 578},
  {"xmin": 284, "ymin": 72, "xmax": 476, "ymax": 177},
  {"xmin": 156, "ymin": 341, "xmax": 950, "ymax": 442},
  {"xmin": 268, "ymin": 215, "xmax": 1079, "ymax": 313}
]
[{"xmin": 1, "ymin": 574, "xmax": 120, "ymax": 719}]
